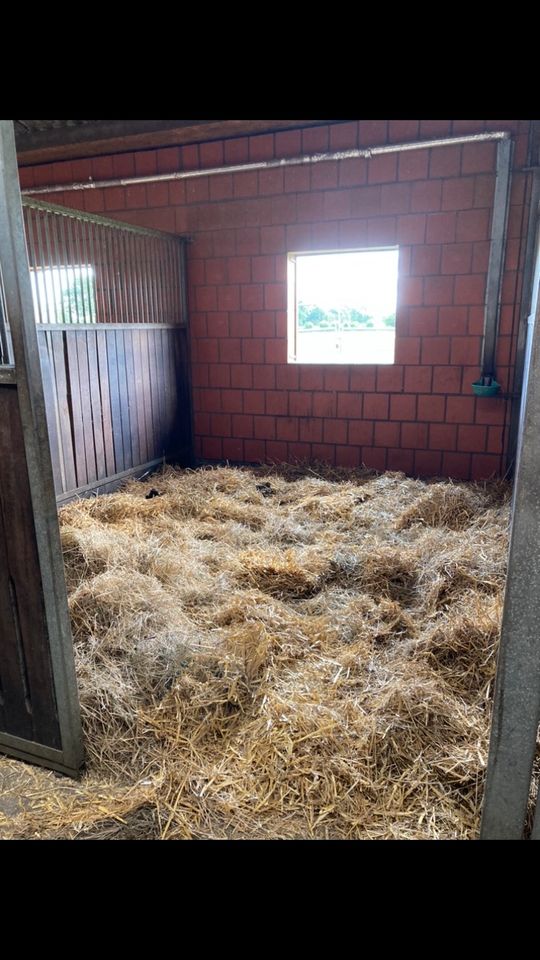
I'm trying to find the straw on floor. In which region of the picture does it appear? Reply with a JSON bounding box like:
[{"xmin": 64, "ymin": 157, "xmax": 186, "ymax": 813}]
[{"xmin": 0, "ymin": 465, "xmax": 515, "ymax": 839}]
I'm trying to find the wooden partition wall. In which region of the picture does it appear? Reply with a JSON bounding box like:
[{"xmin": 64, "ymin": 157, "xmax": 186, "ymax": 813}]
[{"xmin": 22, "ymin": 199, "xmax": 192, "ymax": 501}]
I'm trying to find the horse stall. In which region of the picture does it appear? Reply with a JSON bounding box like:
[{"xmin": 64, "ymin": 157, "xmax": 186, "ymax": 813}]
[{"xmin": 2, "ymin": 118, "xmax": 540, "ymax": 840}]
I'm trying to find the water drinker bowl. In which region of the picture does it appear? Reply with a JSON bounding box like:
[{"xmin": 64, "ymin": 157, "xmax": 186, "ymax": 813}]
[{"xmin": 472, "ymin": 378, "xmax": 501, "ymax": 397}]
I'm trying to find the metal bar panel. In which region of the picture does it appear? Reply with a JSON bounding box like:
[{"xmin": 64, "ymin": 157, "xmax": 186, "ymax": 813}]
[
  {"xmin": 58, "ymin": 211, "xmax": 73, "ymax": 324},
  {"xmin": 125, "ymin": 228, "xmax": 141, "ymax": 322},
  {"xmin": 35, "ymin": 322, "xmax": 179, "ymax": 330},
  {"xmin": 55, "ymin": 204, "xmax": 71, "ymax": 324},
  {"xmin": 170, "ymin": 240, "xmax": 182, "ymax": 325},
  {"xmin": 111, "ymin": 222, "xmax": 126, "ymax": 323},
  {"xmin": 23, "ymin": 195, "xmax": 184, "ymax": 240},
  {"xmin": 118, "ymin": 229, "xmax": 132, "ymax": 323},
  {"xmin": 49, "ymin": 206, "xmax": 69, "ymax": 326},
  {"xmin": 22, "ymin": 207, "xmax": 43, "ymax": 328},
  {"xmin": 138, "ymin": 233, "xmax": 151, "ymax": 324},
  {"xmin": 124, "ymin": 230, "xmax": 138, "ymax": 322},
  {"xmin": 87, "ymin": 218, "xmax": 104, "ymax": 323},
  {"xmin": 105, "ymin": 221, "xmax": 120, "ymax": 323},
  {"xmin": 42, "ymin": 209, "xmax": 60, "ymax": 324},
  {"xmin": 64, "ymin": 215, "xmax": 80, "ymax": 323},
  {"xmin": 162, "ymin": 241, "xmax": 174, "ymax": 323},
  {"xmin": 72, "ymin": 219, "xmax": 89, "ymax": 325},
  {"xmin": 34, "ymin": 212, "xmax": 52, "ymax": 326},
  {"xmin": 149, "ymin": 237, "xmax": 160, "ymax": 323},
  {"xmin": 79, "ymin": 218, "xmax": 95, "ymax": 325}
]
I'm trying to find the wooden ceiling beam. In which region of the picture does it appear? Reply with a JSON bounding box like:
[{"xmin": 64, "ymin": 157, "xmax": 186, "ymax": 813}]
[{"xmin": 16, "ymin": 119, "xmax": 338, "ymax": 165}]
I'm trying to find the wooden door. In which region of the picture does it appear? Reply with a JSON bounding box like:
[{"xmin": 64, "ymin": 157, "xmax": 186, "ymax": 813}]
[{"xmin": 0, "ymin": 121, "xmax": 83, "ymax": 775}]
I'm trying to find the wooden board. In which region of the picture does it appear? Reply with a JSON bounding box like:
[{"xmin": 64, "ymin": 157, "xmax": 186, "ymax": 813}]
[
  {"xmin": 0, "ymin": 386, "xmax": 62, "ymax": 748},
  {"xmin": 0, "ymin": 121, "xmax": 83, "ymax": 776},
  {"xmin": 36, "ymin": 326, "xmax": 193, "ymax": 499}
]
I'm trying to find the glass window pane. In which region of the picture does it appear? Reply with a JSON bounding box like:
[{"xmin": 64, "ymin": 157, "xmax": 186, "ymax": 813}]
[{"xmin": 289, "ymin": 248, "xmax": 399, "ymax": 365}]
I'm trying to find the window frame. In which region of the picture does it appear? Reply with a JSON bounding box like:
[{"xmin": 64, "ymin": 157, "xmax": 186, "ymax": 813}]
[{"xmin": 287, "ymin": 245, "xmax": 399, "ymax": 366}]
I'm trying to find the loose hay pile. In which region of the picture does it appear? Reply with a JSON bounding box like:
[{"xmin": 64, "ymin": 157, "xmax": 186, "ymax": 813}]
[{"xmin": 0, "ymin": 466, "xmax": 513, "ymax": 839}]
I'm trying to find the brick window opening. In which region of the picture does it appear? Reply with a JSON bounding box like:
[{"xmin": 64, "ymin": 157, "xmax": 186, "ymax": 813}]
[{"xmin": 287, "ymin": 248, "xmax": 399, "ymax": 365}]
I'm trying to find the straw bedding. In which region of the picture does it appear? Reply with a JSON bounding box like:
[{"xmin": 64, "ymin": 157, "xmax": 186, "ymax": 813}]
[{"xmin": 0, "ymin": 465, "xmax": 513, "ymax": 839}]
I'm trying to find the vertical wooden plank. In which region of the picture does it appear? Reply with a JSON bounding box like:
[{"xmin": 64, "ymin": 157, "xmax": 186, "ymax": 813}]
[
  {"xmin": 0, "ymin": 387, "xmax": 62, "ymax": 748},
  {"xmin": 161, "ymin": 327, "xmax": 174, "ymax": 454},
  {"xmin": 116, "ymin": 329, "xmax": 133, "ymax": 469},
  {"xmin": 75, "ymin": 330, "xmax": 97, "ymax": 484},
  {"xmin": 123, "ymin": 327, "xmax": 140, "ymax": 467},
  {"xmin": 130, "ymin": 327, "xmax": 148, "ymax": 464},
  {"xmin": 151, "ymin": 326, "xmax": 166, "ymax": 456},
  {"xmin": 86, "ymin": 329, "xmax": 106, "ymax": 481},
  {"xmin": 158, "ymin": 328, "xmax": 169, "ymax": 450},
  {"xmin": 0, "ymin": 426, "xmax": 35, "ymax": 740},
  {"xmin": 105, "ymin": 329, "xmax": 124, "ymax": 473},
  {"xmin": 37, "ymin": 329, "xmax": 64, "ymax": 494},
  {"xmin": 140, "ymin": 328, "xmax": 156, "ymax": 460},
  {"xmin": 157, "ymin": 327, "xmax": 168, "ymax": 453},
  {"xmin": 148, "ymin": 328, "xmax": 163, "ymax": 459},
  {"xmin": 96, "ymin": 329, "xmax": 116, "ymax": 478},
  {"xmin": 64, "ymin": 331, "xmax": 87, "ymax": 488},
  {"xmin": 50, "ymin": 331, "xmax": 78, "ymax": 494},
  {"xmin": 0, "ymin": 517, "xmax": 37, "ymax": 742}
]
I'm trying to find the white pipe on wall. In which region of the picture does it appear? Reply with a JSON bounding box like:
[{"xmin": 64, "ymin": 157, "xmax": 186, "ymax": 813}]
[{"xmin": 22, "ymin": 131, "xmax": 511, "ymax": 196}]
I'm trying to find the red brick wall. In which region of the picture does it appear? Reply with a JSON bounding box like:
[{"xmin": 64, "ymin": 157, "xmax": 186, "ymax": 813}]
[{"xmin": 20, "ymin": 119, "xmax": 532, "ymax": 479}]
